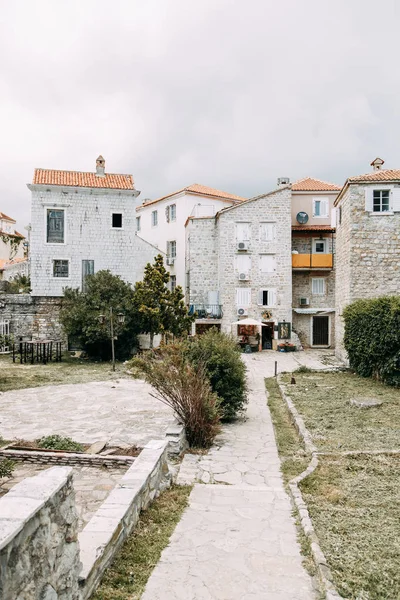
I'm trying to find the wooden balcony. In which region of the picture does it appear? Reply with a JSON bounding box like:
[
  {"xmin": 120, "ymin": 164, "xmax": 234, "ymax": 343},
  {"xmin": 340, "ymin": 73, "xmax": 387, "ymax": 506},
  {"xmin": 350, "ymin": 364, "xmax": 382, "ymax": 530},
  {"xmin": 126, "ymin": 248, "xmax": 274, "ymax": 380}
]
[{"xmin": 292, "ymin": 254, "xmax": 333, "ymax": 269}]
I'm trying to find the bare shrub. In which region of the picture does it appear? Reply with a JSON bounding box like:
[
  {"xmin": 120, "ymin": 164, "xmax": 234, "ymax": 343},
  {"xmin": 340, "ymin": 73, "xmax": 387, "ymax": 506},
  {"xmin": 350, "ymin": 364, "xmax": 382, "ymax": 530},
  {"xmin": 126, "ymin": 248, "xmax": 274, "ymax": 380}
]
[{"xmin": 130, "ymin": 344, "xmax": 221, "ymax": 448}]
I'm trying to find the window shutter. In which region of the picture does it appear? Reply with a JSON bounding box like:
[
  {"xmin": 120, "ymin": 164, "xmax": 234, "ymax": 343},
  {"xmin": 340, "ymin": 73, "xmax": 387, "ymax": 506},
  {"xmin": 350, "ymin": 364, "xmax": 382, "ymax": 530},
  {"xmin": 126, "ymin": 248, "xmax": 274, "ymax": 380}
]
[
  {"xmin": 236, "ymin": 288, "xmax": 251, "ymax": 306},
  {"xmin": 270, "ymin": 289, "xmax": 276, "ymax": 306},
  {"xmin": 392, "ymin": 188, "xmax": 400, "ymax": 212},
  {"xmin": 365, "ymin": 188, "xmax": 373, "ymax": 212},
  {"xmin": 258, "ymin": 290, "xmax": 263, "ymax": 305}
]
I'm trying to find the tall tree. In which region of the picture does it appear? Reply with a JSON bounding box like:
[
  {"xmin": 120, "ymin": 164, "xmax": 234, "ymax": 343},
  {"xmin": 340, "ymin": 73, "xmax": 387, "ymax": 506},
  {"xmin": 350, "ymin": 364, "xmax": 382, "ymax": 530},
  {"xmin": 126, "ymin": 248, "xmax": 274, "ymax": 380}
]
[
  {"xmin": 163, "ymin": 285, "xmax": 195, "ymax": 338},
  {"xmin": 132, "ymin": 255, "xmax": 170, "ymax": 348}
]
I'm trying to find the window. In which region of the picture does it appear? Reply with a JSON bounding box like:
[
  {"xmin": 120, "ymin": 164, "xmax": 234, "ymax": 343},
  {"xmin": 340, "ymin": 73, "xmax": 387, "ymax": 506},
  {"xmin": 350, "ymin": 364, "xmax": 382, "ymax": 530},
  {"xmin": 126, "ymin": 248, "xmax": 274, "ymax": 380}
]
[
  {"xmin": 312, "ymin": 278, "xmax": 325, "ymax": 295},
  {"xmin": 47, "ymin": 209, "xmax": 64, "ymax": 243},
  {"xmin": 53, "ymin": 259, "xmax": 69, "ymax": 278},
  {"xmin": 167, "ymin": 204, "xmax": 176, "ymax": 222},
  {"xmin": 82, "ymin": 260, "xmax": 94, "ymax": 292},
  {"xmin": 258, "ymin": 288, "xmax": 276, "ymax": 307},
  {"xmin": 152, "ymin": 210, "xmax": 158, "ymax": 227},
  {"xmin": 236, "ymin": 254, "xmax": 251, "ymax": 273},
  {"xmin": 260, "ymin": 222, "xmax": 276, "ymax": 242},
  {"xmin": 236, "ymin": 222, "xmax": 250, "ymax": 242},
  {"xmin": 313, "ymin": 198, "xmax": 329, "ymax": 218},
  {"xmin": 236, "ymin": 288, "xmax": 251, "ymax": 307},
  {"xmin": 313, "ymin": 239, "xmax": 327, "ymax": 253},
  {"xmin": 259, "ymin": 254, "xmax": 276, "ymax": 273},
  {"xmin": 373, "ymin": 190, "xmax": 390, "ymax": 212},
  {"xmin": 170, "ymin": 275, "xmax": 176, "ymax": 292},
  {"xmin": 112, "ymin": 213, "xmax": 122, "ymax": 228},
  {"xmin": 168, "ymin": 240, "xmax": 177, "ymax": 258},
  {"xmin": 136, "ymin": 216, "xmax": 141, "ymax": 232}
]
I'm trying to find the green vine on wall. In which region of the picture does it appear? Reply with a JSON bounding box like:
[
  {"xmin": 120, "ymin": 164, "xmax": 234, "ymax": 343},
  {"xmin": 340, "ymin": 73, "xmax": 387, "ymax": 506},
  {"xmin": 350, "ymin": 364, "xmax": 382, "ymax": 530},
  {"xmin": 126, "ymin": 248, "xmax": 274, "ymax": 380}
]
[{"xmin": 0, "ymin": 232, "xmax": 22, "ymax": 260}]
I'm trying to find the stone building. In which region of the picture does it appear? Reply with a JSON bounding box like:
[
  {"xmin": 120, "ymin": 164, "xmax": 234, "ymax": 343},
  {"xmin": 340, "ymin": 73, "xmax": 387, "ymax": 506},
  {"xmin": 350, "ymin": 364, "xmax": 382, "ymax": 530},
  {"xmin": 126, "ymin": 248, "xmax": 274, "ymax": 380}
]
[
  {"xmin": 334, "ymin": 158, "xmax": 400, "ymax": 361},
  {"xmin": 136, "ymin": 184, "xmax": 245, "ymax": 291},
  {"xmin": 28, "ymin": 156, "xmax": 161, "ymax": 296},
  {"xmin": 0, "ymin": 211, "xmax": 26, "ymax": 279},
  {"xmin": 186, "ymin": 177, "xmax": 340, "ymax": 349}
]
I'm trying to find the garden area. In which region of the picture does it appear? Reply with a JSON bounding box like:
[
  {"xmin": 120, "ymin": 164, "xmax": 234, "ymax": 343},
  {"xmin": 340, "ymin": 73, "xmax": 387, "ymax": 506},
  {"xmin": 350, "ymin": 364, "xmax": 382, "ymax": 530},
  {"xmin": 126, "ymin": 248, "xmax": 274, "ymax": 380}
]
[{"xmin": 267, "ymin": 370, "xmax": 400, "ymax": 600}]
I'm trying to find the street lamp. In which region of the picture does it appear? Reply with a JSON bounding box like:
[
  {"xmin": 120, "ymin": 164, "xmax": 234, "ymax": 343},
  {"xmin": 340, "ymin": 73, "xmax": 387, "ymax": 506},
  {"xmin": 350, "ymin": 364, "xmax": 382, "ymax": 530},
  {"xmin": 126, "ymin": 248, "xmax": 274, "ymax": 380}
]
[{"xmin": 98, "ymin": 308, "xmax": 124, "ymax": 371}]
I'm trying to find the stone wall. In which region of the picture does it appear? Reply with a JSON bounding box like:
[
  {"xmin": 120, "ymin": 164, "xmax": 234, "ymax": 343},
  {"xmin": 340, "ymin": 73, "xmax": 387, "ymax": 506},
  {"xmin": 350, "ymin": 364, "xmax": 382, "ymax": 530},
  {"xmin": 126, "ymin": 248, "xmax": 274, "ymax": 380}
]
[
  {"xmin": 0, "ymin": 466, "xmax": 81, "ymax": 600},
  {"xmin": 292, "ymin": 270, "xmax": 335, "ymax": 347},
  {"xmin": 185, "ymin": 217, "xmax": 218, "ymax": 304},
  {"xmin": 79, "ymin": 439, "xmax": 171, "ymax": 599},
  {"xmin": 335, "ymin": 183, "xmax": 400, "ymax": 360},
  {"xmin": 30, "ymin": 187, "xmax": 161, "ymax": 297},
  {"xmin": 0, "ymin": 294, "xmax": 64, "ymax": 341}
]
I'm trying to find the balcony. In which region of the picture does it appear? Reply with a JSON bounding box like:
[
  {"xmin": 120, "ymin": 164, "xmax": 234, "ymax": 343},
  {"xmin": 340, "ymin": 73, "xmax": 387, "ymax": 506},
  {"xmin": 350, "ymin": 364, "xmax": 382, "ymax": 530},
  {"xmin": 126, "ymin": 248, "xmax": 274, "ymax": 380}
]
[
  {"xmin": 189, "ymin": 304, "xmax": 223, "ymax": 319},
  {"xmin": 292, "ymin": 254, "xmax": 333, "ymax": 269}
]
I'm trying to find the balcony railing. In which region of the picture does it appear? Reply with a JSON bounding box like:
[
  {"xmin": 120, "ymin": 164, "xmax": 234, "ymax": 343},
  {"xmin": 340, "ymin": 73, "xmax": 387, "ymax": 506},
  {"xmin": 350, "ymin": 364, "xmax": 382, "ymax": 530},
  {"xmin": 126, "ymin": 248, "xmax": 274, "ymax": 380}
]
[
  {"xmin": 189, "ymin": 304, "xmax": 223, "ymax": 319},
  {"xmin": 292, "ymin": 254, "xmax": 333, "ymax": 269}
]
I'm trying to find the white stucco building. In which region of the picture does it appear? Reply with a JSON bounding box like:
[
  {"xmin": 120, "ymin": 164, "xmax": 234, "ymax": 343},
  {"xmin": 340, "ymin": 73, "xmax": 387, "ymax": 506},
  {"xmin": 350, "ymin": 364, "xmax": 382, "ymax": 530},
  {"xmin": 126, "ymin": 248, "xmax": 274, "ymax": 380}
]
[
  {"xmin": 0, "ymin": 211, "xmax": 26, "ymax": 281},
  {"xmin": 135, "ymin": 184, "xmax": 245, "ymax": 291},
  {"xmin": 28, "ymin": 156, "xmax": 161, "ymax": 296}
]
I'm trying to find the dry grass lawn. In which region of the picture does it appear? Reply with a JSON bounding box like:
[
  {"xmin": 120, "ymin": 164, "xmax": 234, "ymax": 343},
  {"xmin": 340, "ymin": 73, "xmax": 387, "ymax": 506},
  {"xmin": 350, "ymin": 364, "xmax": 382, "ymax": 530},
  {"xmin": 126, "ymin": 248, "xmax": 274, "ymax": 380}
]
[{"xmin": 0, "ymin": 354, "xmax": 127, "ymax": 392}]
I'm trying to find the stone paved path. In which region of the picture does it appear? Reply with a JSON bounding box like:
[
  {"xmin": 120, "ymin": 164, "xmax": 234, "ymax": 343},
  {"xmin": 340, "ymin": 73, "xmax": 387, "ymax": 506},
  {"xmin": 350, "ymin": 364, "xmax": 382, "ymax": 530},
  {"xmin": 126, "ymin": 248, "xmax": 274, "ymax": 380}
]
[{"xmin": 141, "ymin": 352, "xmax": 335, "ymax": 600}]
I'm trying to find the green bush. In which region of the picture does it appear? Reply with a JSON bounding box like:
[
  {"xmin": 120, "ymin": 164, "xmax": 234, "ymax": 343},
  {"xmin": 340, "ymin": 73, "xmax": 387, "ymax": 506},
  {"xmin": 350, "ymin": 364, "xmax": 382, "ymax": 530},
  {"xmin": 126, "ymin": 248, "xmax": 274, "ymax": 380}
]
[
  {"xmin": 186, "ymin": 329, "xmax": 248, "ymax": 420},
  {"xmin": 37, "ymin": 435, "xmax": 84, "ymax": 452},
  {"xmin": 0, "ymin": 458, "xmax": 14, "ymax": 478},
  {"xmin": 344, "ymin": 296, "xmax": 400, "ymax": 386}
]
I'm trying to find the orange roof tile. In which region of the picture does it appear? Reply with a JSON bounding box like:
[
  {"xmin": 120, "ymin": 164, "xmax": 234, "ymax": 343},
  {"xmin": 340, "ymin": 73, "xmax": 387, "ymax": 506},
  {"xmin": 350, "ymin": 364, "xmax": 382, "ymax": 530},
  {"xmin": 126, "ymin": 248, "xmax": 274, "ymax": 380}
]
[
  {"xmin": 139, "ymin": 183, "xmax": 245, "ymax": 208},
  {"xmin": 348, "ymin": 169, "xmax": 400, "ymax": 182},
  {"xmin": 0, "ymin": 211, "xmax": 16, "ymax": 223},
  {"xmin": 292, "ymin": 225, "xmax": 335, "ymax": 233},
  {"xmin": 291, "ymin": 177, "xmax": 341, "ymax": 192},
  {"xmin": 33, "ymin": 168, "xmax": 135, "ymax": 190}
]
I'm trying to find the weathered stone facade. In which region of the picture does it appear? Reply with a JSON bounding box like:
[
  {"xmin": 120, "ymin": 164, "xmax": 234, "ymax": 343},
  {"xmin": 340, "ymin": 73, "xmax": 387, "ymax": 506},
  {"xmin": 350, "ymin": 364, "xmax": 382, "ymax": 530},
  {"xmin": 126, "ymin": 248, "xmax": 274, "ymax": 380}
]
[
  {"xmin": 29, "ymin": 186, "xmax": 161, "ymax": 297},
  {"xmin": 186, "ymin": 187, "xmax": 293, "ymax": 337},
  {"xmin": 0, "ymin": 294, "xmax": 64, "ymax": 340},
  {"xmin": 335, "ymin": 182, "xmax": 400, "ymax": 360},
  {"xmin": 0, "ymin": 466, "xmax": 81, "ymax": 600}
]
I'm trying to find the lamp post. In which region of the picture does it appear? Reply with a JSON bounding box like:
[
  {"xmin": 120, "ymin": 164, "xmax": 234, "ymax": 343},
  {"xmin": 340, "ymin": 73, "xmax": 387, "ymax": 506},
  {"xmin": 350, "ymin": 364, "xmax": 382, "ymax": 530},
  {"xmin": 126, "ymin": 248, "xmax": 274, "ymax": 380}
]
[{"xmin": 98, "ymin": 308, "xmax": 125, "ymax": 371}]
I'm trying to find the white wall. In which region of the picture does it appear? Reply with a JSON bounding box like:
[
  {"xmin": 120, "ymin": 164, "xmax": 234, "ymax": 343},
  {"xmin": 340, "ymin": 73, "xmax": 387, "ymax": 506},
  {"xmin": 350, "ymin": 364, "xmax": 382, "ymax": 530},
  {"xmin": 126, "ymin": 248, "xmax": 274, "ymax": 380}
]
[
  {"xmin": 136, "ymin": 192, "xmax": 233, "ymax": 289},
  {"xmin": 29, "ymin": 185, "xmax": 161, "ymax": 296}
]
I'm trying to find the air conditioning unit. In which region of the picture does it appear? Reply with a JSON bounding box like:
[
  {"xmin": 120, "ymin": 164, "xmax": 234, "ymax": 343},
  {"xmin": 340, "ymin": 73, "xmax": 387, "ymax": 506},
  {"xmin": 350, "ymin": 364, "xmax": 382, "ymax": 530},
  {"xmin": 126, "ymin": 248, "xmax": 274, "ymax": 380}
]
[
  {"xmin": 237, "ymin": 241, "xmax": 249, "ymax": 251},
  {"xmin": 237, "ymin": 307, "xmax": 248, "ymax": 317},
  {"xmin": 166, "ymin": 257, "xmax": 175, "ymax": 266},
  {"xmin": 238, "ymin": 272, "xmax": 250, "ymax": 281},
  {"xmin": 299, "ymin": 297, "xmax": 310, "ymax": 306}
]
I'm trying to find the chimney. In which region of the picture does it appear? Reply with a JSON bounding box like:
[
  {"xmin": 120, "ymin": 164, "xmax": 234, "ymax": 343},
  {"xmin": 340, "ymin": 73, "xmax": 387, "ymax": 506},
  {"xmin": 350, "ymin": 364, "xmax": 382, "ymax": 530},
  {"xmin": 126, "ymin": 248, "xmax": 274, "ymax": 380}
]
[
  {"xmin": 96, "ymin": 155, "xmax": 105, "ymax": 177},
  {"xmin": 277, "ymin": 177, "xmax": 290, "ymax": 187},
  {"xmin": 370, "ymin": 157, "xmax": 384, "ymax": 171}
]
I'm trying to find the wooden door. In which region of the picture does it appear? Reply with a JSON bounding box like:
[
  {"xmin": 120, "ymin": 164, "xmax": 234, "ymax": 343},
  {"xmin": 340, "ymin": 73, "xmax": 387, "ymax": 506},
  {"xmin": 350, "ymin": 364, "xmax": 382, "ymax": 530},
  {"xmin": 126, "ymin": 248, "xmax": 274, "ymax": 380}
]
[{"xmin": 312, "ymin": 316, "xmax": 329, "ymax": 346}]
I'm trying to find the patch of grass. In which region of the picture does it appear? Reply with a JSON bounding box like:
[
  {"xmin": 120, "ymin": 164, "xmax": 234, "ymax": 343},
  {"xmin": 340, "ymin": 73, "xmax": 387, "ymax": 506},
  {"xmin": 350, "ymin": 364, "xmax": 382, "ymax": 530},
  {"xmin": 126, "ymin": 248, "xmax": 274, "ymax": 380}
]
[
  {"xmin": 300, "ymin": 454, "xmax": 400, "ymax": 600},
  {"xmin": 265, "ymin": 377, "xmax": 310, "ymax": 483},
  {"xmin": 37, "ymin": 435, "xmax": 84, "ymax": 452},
  {"xmin": 281, "ymin": 371, "xmax": 400, "ymax": 451},
  {"xmin": 92, "ymin": 485, "xmax": 191, "ymax": 600},
  {"xmin": 0, "ymin": 354, "xmax": 128, "ymax": 392}
]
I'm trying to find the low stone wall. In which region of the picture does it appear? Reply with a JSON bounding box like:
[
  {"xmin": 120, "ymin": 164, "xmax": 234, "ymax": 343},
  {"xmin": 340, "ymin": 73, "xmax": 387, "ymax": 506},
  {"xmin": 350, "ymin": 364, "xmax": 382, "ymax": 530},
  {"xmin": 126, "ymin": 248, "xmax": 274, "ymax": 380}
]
[
  {"xmin": 0, "ymin": 466, "xmax": 81, "ymax": 600},
  {"xmin": 0, "ymin": 293, "xmax": 64, "ymax": 341},
  {"xmin": 78, "ymin": 439, "xmax": 171, "ymax": 599},
  {"xmin": 165, "ymin": 421, "xmax": 188, "ymax": 456},
  {"xmin": 0, "ymin": 448, "xmax": 135, "ymax": 468}
]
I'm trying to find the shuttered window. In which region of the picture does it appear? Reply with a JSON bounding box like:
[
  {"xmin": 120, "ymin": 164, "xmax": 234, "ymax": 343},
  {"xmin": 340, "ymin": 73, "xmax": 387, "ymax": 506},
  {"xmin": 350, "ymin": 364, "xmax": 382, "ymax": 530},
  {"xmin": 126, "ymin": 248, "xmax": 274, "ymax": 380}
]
[
  {"xmin": 260, "ymin": 222, "xmax": 276, "ymax": 242},
  {"xmin": 236, "ymin": 222, "xmax": 250, "ymax": 241},
  {"xmin": 312, "ymin": 278, "xmax": 325, "ymax": 295},
  {"xmin": 259, "ymin": 254, "xmax": 276, "ymax": 273},
  {"xmin": 47, "ymin": 209, "xmax": 64, "ymax": 243},
  {"xmin": 313, "ymin": 198, "xmax": 329, "ymax": 217},
  {"xmin": 236, "ymin": 288, "xmax": 251, "ymax": 307},
  {"xmin": 258, "ymin": 288, "xmax": 276, "ymax": 307},
  {"xmin": 236, "ymin": 255, "xmax": 251, "ymax": 273}
]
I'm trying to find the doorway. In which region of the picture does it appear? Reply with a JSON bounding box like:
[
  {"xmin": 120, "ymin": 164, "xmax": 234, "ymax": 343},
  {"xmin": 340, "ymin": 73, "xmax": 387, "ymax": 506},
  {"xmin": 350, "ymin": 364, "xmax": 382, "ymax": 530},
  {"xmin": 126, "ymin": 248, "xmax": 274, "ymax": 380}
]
[
  {"xmin": 312, "ymin": 316, "xmax": 329, "ymax": 346},
  {"xmin": 262, "ymin": 323, "xmax": 274, "ymax": 350}
]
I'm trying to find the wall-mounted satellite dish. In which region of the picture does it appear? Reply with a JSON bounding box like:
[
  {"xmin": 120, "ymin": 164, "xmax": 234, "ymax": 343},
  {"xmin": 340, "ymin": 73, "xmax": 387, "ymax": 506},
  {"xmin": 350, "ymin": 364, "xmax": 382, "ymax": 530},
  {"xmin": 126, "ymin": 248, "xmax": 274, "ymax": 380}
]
[{"xmin": 296, "ymin": 211, "xmax": 309, "ymax": 224}]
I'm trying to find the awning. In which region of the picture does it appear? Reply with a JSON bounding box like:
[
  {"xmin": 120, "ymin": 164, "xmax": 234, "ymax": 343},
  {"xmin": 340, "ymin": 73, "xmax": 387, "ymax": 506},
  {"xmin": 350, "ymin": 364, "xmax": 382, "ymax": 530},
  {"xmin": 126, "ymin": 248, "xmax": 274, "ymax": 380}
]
[
  {"xmin": 231, "ymin": 317, "xmax": 264, "ymax": 326},
  {"xmin": 293, "ymin": 308, "xmax": 335, "ymax": 315}
]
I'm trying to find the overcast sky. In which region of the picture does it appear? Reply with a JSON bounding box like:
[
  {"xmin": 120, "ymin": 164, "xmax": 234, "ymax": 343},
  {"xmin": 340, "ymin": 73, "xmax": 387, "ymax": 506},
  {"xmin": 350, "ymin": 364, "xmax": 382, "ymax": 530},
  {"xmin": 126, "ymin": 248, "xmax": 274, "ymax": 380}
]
[{"xmin": 1, "ymin": 0, "xmax": 400, "ymax": 231}]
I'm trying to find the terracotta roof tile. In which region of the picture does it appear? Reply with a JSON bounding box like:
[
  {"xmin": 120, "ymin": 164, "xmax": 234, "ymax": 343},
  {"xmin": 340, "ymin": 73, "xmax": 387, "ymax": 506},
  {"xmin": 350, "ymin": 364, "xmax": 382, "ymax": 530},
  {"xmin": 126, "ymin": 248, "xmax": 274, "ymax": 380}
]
[
  {"xmin": 292, "ymin": 225, "xmax": 335, "ymax": 233},
  {"xmin": 33, "ymin": 168, "xmax": 135, "ymax": 190},
  {"xmin": 291, "ymin": 177, "xmax": 341, "ymax": 192},
  {"xmin": 348, "ymin": 169, "xmax": 400, "ymax": 182},
  {"xmin": 139, "ymin": 183, "xmax": 245, "ymax": 208},
  {"xmin": 0, "ymin": 211, "xmax": 16, "ymax": 223}
]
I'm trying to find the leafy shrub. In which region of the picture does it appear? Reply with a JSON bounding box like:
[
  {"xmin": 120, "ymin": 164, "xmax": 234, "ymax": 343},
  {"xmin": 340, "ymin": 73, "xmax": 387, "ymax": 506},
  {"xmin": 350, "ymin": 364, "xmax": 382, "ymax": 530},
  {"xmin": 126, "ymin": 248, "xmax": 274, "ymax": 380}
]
[
  {"xmin": 37, "ymin": 435, "xmax": 84, "ymax": 452},
  {"xmin": 344, "ymin": 296, "xmax": 400, "ymax": 386},
  {"xmin": 185, "ymin": 329, "xmax": 248, "ymax": 420},
  {"xmin": 0, "ymin": 458, "xmax": 14, "ymax": 478},
  {"xmin": 130, "ymin": 344, "xmax": 221, "ymax": 448}
]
